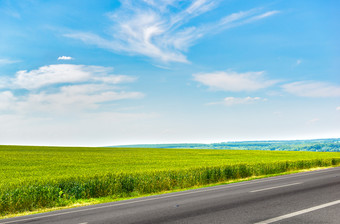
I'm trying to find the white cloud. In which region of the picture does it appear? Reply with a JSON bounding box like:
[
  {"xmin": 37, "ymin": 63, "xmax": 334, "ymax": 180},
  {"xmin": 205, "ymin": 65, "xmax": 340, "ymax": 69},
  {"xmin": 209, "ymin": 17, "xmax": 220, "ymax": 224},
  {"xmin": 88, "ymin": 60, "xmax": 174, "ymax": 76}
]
[
  {"xmin": 58, "ymin": 56, "xmax": 73, "ymax": 60},
  {"xmin": 65, "ymin": 1, "xmax": 278, "ymax": 63},
  {"xmin": 93, "ymin": 75, "xmax": 136, "ymax": 84},
  {"xmin": 0, "ymin": 64, "xmax": 143, "ymax": 114},
  {"xmin": 245, "ymin": 10, "xmax": 279, "ymax": 22},
  {"xmin": 0, "ymin": 58, "xmax": 19, "ymax": 65},
  {"xmin": 0, "ymin": 87, "xmax": 143, "ymax": 114},
  {"xmin": 296, "ymin": 59, "xmax": 302, "ymax": 65},
  {"xmin": 4, "ymin": 64, "xmax": 135, "ymax": 89},
  {"xmin": 0, "ymin": 63, "xmax": 147, "ymax": 146},
  {"xmin": 336, "ymin": 106, "xmax": 340, "ymax": 111},
  {"xmin": 12, "ymin": 85, "xmax": 143, "ymax": 113},
  {"xmin": 193, "ymin": 70, "xmax": 278, "ymax": 92},
  {"xmin": 208, "ymin": 96, "xmax": 266, "ymax": 106},
  {"xmin": 282, "ymin": 81, "xmax": 340, "ymax": 97},
  {"xmin": 0, "ymin": 91, "xmax": 17, "ymax": 110},
  {"xmin": 12, "ymin": 64, "xmax": 92, "ymax": 89}
]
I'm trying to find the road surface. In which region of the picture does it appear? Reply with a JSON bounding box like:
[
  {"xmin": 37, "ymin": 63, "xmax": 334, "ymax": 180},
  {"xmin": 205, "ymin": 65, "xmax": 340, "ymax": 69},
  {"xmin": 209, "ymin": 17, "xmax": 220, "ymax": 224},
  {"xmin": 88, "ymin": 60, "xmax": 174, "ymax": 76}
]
[{"xmin": 1, "ymin": 166, "xmax": 340, "ymax": 224}]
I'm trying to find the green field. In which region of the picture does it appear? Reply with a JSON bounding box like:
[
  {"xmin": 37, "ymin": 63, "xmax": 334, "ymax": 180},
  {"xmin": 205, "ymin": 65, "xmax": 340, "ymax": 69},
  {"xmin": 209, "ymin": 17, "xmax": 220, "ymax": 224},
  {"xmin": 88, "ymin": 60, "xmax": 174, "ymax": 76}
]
[{"xmin": 1, "ymin": 145, "xmax": 340, "ymax": 216}]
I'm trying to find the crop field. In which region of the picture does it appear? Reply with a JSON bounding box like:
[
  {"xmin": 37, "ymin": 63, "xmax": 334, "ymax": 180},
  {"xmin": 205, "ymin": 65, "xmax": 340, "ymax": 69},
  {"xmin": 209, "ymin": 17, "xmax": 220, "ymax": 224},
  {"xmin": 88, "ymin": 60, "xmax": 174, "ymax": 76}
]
[{"xmin": 1, "ymin": 145, "xmax": 340, "ymax": 216}]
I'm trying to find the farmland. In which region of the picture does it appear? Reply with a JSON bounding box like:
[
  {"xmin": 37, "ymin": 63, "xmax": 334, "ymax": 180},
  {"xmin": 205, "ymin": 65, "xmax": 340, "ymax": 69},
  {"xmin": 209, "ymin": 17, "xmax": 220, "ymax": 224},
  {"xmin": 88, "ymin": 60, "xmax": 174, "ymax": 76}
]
[{"xmin": 1, "ymin": 145, "xmax": 340, "ymax": 216}]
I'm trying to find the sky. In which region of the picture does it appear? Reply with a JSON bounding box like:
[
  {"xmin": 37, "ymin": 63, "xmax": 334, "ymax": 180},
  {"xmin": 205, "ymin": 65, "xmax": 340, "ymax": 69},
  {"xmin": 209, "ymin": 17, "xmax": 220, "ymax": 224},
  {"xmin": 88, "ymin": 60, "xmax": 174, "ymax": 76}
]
[{"xmin": 0, "ymin": 0, "xmax": 339, "ymax": 146}]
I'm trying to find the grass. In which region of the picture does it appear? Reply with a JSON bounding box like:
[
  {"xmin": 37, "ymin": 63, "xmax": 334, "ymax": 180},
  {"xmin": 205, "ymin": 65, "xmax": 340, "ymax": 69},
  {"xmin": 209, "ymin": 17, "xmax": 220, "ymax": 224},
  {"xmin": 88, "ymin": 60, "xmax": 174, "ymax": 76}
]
[
  {"xmin": 1, "ymin": 166, "xmax": 333, "ymax": 220},
  {"xmin": 0, "ymin": 145, "xmax": 340, "ymax": 217}
]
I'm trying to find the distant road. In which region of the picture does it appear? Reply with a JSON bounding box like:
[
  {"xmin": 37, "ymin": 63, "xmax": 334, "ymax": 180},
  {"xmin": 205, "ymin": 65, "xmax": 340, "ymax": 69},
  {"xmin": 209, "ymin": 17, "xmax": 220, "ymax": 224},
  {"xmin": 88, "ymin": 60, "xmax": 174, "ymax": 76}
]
[{"xmin": 2, "ymin": 167, "xmax": 340, "ymax": 224}]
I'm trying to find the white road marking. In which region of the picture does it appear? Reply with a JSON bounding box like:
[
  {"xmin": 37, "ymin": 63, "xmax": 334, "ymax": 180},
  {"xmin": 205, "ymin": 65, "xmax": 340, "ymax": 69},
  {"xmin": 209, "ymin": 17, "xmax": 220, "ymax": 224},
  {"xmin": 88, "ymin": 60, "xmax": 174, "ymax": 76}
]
[
  {"xmin": 254, "ymin": 199, "xmax": 340, "ymax": 224},
  {"xmin": 250, "ymin": 182, "xmax": 302, "ymax": 193},
  {"xmin": 0, "ymin": 167, "xmax": 338, "ymax": 224}
]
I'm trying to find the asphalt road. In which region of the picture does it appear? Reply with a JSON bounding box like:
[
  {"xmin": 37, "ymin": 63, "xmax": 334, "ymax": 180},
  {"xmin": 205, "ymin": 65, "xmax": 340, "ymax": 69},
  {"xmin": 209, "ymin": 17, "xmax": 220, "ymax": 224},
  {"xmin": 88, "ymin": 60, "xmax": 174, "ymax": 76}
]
[{"xmin": 1, "ymin": 167, "xmax": 340, "ymax": 224}]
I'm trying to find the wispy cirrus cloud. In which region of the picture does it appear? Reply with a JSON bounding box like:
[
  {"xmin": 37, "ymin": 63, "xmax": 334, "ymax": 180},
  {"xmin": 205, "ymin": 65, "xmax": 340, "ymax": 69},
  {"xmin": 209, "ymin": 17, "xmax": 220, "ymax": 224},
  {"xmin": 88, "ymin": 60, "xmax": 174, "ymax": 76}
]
[
  {"xmin": 65, "ymin": 0, "xmax": 279, "ymax": 63},
  {"xmin": 282, "ymin": 81, "xmax": 340, "ymax": 97},
  {"xmin": 193, "ymin": 70, "xmax": 278, "ymax": 92},
  {"xmin": 0, "ymin": 64, "xmax": 143, "ymax": 113},
  {"xmin": 0, "ymin": 4, "xmax": 21, "ymax": 19},
  {"xmin": 208, "ymin": 96, "xmax": 266, "ymax": 106},
  {"xmin": 0, "ymin": 58, "xmax": 19, "ymax": 65}
]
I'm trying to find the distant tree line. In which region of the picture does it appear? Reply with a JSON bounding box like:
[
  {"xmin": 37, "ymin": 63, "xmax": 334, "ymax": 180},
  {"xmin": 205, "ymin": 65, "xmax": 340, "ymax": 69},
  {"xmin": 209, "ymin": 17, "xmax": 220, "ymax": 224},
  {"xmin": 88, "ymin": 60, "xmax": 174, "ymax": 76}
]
[{"xmin": 113, "ymin": 138, "xmax": 340, "ymax": 152}]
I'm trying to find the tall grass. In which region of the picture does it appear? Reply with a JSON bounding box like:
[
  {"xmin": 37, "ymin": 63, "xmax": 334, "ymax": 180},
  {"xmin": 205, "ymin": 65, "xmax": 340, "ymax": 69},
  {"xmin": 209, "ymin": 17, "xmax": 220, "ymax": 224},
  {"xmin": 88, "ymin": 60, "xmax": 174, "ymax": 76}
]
[{"xmin": 1, "ymin": 157, "xmax": 339, "ymax": 216}]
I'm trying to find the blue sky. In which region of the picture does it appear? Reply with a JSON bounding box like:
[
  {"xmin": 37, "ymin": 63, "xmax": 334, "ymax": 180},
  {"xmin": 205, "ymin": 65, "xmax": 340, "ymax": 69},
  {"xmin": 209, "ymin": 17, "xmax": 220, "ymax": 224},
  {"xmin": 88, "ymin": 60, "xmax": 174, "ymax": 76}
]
[{"xmin": 0, "ymin": 0, "xmax": 339, "ymax": 146}]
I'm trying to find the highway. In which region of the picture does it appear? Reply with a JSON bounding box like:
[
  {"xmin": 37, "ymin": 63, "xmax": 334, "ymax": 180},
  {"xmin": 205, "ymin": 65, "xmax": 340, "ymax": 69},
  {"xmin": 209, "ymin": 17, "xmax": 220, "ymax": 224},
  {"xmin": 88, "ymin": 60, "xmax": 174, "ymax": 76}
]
[{"xmin": 1, "ymin": 166, "xmax": 339, "ymax": 224}]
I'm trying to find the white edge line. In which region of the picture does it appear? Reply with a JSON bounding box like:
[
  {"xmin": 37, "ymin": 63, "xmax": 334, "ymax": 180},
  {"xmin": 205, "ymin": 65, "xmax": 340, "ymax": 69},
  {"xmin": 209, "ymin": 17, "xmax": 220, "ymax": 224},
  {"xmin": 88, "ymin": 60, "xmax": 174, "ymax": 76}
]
[
  {"xmin": 1, "ymin": 167, "xmax": 338, "ymax": 224},
  {"xmin": 254, "ymin": 199, "xmax": 340, "ymax": 224},
  {"xmin": 250, "ymin": 182, "xmax": 302, "ymax": 193}
]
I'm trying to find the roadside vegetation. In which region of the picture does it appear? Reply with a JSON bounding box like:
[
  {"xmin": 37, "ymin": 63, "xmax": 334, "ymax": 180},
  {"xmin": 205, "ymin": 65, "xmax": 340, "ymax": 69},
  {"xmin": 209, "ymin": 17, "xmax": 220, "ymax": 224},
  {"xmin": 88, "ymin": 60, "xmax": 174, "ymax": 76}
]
[{"xmin": 1, "ymin": 145, "xmax": 339, "ymax": 216}]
